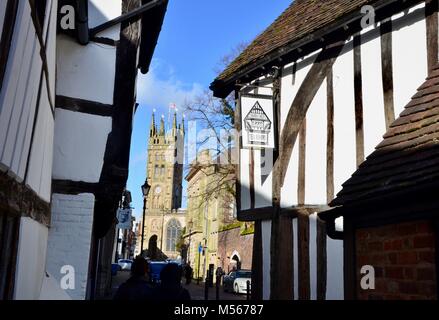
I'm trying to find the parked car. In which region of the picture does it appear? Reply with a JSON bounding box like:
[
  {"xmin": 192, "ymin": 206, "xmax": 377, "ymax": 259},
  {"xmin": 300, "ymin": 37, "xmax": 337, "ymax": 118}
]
[
  {"xmin": 223, "ymin": 270, "xmax": 252, "ymax": 294},
  {"xmin": 117, "ymin": 259, "xmax": 133, "ymax": 271}
]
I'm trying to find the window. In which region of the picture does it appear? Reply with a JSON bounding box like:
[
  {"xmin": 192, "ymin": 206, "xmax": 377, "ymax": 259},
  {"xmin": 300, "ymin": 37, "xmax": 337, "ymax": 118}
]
[
  {"xmin": 161, "ymin": 165, "xmax": 165, "ymax": 176},
  {"xmin": 166, "ymin": 219, "xmax": 182, "ymax": 252}
]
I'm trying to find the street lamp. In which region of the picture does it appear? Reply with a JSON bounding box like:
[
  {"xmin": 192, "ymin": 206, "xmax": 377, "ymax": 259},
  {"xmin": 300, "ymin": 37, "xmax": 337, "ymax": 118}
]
[{"xmin": 140, "ymin": 178, "xmax": 151, "ymax": 256}]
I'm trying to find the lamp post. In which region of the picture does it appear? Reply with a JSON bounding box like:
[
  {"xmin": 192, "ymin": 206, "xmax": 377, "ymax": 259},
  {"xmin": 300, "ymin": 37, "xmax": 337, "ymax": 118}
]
[{"xmin": 140, "ymin": 179, "xmax": 151, "ymax": 256}]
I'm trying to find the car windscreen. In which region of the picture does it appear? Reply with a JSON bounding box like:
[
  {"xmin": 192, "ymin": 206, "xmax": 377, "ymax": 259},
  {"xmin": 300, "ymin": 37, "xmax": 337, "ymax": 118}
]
[{"xmin": 236, "ymin": 271, "xmax": 251, "ymax": 278}]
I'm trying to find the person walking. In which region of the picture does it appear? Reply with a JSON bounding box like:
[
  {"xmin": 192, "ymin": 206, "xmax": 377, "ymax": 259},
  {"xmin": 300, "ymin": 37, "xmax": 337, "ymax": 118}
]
[
  {"xmin": 185, "ymin": 264, "xmax": 193, "ymax": 285},
  {"xmin": 153, "ymin": 263, "xmax": 191, "ymax": 300},
  {"xmin": 113, "ymin": 257, "xmax": 153, "ymax": 300}
]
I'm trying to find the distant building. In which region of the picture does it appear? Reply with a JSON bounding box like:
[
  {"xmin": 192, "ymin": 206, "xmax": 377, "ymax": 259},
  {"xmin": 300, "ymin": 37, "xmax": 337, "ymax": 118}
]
[
  {"xmin": 141, "ymin": 112, "xmax": 186, "ymax": 260},
  {"xmin": 184, "ymin": 150, "xmax": 252, "ymax": 281}
]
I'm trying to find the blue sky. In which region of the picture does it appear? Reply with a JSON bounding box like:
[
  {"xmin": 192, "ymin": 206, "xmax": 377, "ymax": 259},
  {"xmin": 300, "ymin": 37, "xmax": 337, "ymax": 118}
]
[{"xmin": 127, "ymin": 0, "xmax": 291, "ymax": 220}]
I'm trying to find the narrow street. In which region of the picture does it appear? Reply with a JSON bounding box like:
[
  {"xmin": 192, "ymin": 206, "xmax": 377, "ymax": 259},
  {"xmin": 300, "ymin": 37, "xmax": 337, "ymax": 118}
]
[{"xmin": 110, "ymin": 271, "xmax": 246, "ymax": 301}]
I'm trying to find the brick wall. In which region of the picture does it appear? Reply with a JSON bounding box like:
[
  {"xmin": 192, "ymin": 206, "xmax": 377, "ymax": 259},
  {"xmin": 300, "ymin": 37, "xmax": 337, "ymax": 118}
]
[
  {"xmin": 217, "ymin": 227, "xmax": 254, "ymax": 272},
  {"xmin": 356, "ymin": 220, "xmax": 437, "ymax": 300},
  {"xmin": 46, "ymin": 193, "xmax": 95, "ymax": 300}
]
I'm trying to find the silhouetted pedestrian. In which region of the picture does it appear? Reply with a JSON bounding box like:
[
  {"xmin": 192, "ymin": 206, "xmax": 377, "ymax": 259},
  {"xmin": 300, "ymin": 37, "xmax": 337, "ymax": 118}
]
[
  {"xmin": 185, "ymin": 264, "xmax": 193, "ymax": 285},
  {"xmin": 153, "ymin": 263, "xmax": 191, "ymax": 300},
  {"xmin": 113, "ymin": 257, "xmax": 153, "ymax": 300}
]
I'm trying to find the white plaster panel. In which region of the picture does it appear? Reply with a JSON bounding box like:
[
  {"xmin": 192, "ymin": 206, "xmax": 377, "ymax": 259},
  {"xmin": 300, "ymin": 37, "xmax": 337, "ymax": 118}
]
[
  {"xmin": 14, "ymin": 217, "xmax": 49, "ymax": 300},
  {"xmin": 304, "ymin": 82, "xmax": 327, "ymax": 205},
  {"xmin": 56, "ymin": 35, "xmax": 116, "ymax": 104},
  {"xmin": 240, "ymin": 149, "xmax": 251, "ymax": 210},
  {"xmin": 52, "ymin": 109, "xmax": 111, "ymax": 182},
  {"xmin": 326, "ymin": 237, "xmax": 344, "ymax": 300},
  {"xmin": 360, "ymin": 26, "xmax": 387, "ymax": 158},
  {"xmin": 281, "ymin": 139, "xmax": 299, "ymax": 207},
  {"xmin": 280, "ymin": 52, "xmax": 318, "ymax": 130},
  {"xmin": 254, "ymin": 149, "xmax": 272, "ymax": 208},
  {"xmin": 261, "ymin": 220, "xmax": 271, "ymax": 300},
  {"xmin": 280, "ymin": 52, "xmax": 318, "ymax": 207},
  {"xmin": 333, "ymin": 43, "xmax": 357, "ymax": 196},
  {"xmin": 88, "ymin": 0, "xmax": 122, "ymax": 40},
  {"xmin": 392, "ymin": 3, "xmax": 428, "ymax": 118},
  {"xmin": 46, "ymin": 193, "xmax": 95, "ymax": 300}
]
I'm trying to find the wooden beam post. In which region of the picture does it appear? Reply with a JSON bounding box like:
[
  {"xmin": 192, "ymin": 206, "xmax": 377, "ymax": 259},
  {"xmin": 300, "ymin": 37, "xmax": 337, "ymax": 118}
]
[
  {"xmin": 298, "ymin": 119, "xmax": 307, "ymax": 205},
  {"xmin": 270, "ymin": 69, "xmax": 294, "ymax": 300},
  {"xmin": 298, "ymin": 212, "xmax": 310, "ymax": 300},
  {"xmin": 353, "ymin": 33, "xmax": 365, "ymax": 167},
  {"xmin": 326, "ymin": 68, "xmax": 335, "ymax": 203},
  {"xmin": 317, "ymin": 217, "xmax": 327, "ymax": 300},
  {"xmin": 426, "ymin": 0, "xmax": 439, "ymax": 72},
  {"xmin": 380, "ymin": 18, "xmax": 395, "ymax": 129}
]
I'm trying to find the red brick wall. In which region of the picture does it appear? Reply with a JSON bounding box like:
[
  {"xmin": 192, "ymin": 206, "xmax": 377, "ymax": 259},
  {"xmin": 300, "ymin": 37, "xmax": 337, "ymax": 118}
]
[
  {"xmin": 356, "ymin": 220, "xmax": 437, "ymax": 300},
  {"xmin": 217, "ymin": 227, "xmax": 253, "ymax": 272}
]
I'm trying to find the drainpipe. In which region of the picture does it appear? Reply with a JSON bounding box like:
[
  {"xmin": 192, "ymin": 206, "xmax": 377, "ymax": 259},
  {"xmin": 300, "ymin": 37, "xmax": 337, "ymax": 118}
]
[{"xmin": 76, "ymin": 0, "xmax": 89, "ymax": 45}]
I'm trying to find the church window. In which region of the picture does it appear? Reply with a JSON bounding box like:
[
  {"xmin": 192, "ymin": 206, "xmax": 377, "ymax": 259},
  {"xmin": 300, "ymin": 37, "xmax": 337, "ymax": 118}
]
[{"xmin": 166, "ymin": 219, "xmax": 182, "ymax": 252}]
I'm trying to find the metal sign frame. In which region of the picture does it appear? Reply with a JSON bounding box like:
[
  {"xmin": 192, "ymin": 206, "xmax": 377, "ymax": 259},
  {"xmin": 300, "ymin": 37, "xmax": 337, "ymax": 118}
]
[{"xmin": 240, "ymin": 93, "xmax": 275, "ymax": 150}]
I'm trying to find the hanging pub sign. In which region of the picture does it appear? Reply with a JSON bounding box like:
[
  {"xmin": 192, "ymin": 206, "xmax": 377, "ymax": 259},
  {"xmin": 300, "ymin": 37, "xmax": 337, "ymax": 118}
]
[
  {"xmin": 116, "ymin": 208, "xmax": 132, "ymax": 229},
  {"xmin": 241, "ymin": 94, "xmax": 275, "ymax": 149}
]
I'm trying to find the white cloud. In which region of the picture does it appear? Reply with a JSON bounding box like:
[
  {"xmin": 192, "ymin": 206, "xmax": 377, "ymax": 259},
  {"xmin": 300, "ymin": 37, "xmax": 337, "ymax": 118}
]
[{"xmin": 136, "ymin": 59, "xmax": 203, "ymax": 112}]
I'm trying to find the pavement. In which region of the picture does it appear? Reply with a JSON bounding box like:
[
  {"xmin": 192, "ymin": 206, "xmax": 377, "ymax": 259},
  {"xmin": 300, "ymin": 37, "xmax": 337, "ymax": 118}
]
[{"xmin": 110, "ymin": 271, "xmax": 247, "ymax": 300}]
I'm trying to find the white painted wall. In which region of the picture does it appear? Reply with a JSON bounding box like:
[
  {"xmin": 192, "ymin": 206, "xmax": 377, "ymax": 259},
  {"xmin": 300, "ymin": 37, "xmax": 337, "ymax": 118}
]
[
  {"xmin": 392, "ymin": 2, "xmax": 428, "ymax": 117},
  {"xmin": 360, "ymin": 24, "xmax": 386, "ymax": 157},
  {"xmin": 14, "ymin": 217, "xmax": 49, "ymax": 300},
  {"xmin": 309, "ymin": 213, "xmax": 317, "ymax": 300},
  {"xmin": 240, "ymin": 149, "xmax": 251, "ymax": 210},
  {"xmin": 46, "ymin": 193, "xmax": 95, "ymax": 300},
  {"xmin": 88, "ymin": 0, "xmax": 122, "ymax": 40},
  {"xmin": 326, "ymin": 237, "xmax": 344, "ymax": 300},
  {"xmin": 304, "ymin": 83, "xmax": 327, "ymax": 205},
  {"xmin": 333, "ymin": 41, "xmax": 357, "ymax": 196},
  {"xmin": 56, "ymin": 35, "xmax": 116, "ymax": 104},
  {"xmin": 254, "ymin": 149, "xmax": 272, "ymax": 208},
  {"xmin": 261, "ymin": 220, "xmax": 271, "ymax": 300},
  {"xmin": 52, "ymin": 109, "xmax": 112, "ymax": 183}
]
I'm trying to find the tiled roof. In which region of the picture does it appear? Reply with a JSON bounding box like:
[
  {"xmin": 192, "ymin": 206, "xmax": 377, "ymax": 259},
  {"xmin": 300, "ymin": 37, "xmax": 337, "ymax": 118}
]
[
  {"xmin": 331, "ymin": 64, "xmax": 439, "ymax": 207},
  {"xmin": 215, "ymin": 0, "xmax": 379, "ymax": 83}
]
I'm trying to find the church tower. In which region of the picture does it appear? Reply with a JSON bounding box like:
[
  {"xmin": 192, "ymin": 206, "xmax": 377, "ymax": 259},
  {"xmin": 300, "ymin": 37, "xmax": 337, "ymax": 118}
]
[{"xmin": 142, "ymin": 111, "xmax": 185, "ymax": 258}]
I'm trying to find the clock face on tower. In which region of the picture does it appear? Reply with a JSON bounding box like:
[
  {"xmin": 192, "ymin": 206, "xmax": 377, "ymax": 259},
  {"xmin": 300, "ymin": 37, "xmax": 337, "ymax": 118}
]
[{"xmin": 155, "ymin": 186, "xmax": 162, "ymax": 194}]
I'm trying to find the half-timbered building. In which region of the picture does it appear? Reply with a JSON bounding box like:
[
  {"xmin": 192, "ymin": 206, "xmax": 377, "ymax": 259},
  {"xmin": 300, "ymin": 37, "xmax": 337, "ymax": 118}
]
[
  {"xmin": 211, "ymin": 0, "xmax": 439, "ymax": 300},
  {"xmin": 0, "ymin": 0, "xmax": 167, "ymax": 299},
  {"xmin": 320, "ymin": 63, "xmax": 439, "ymax": 300}
]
